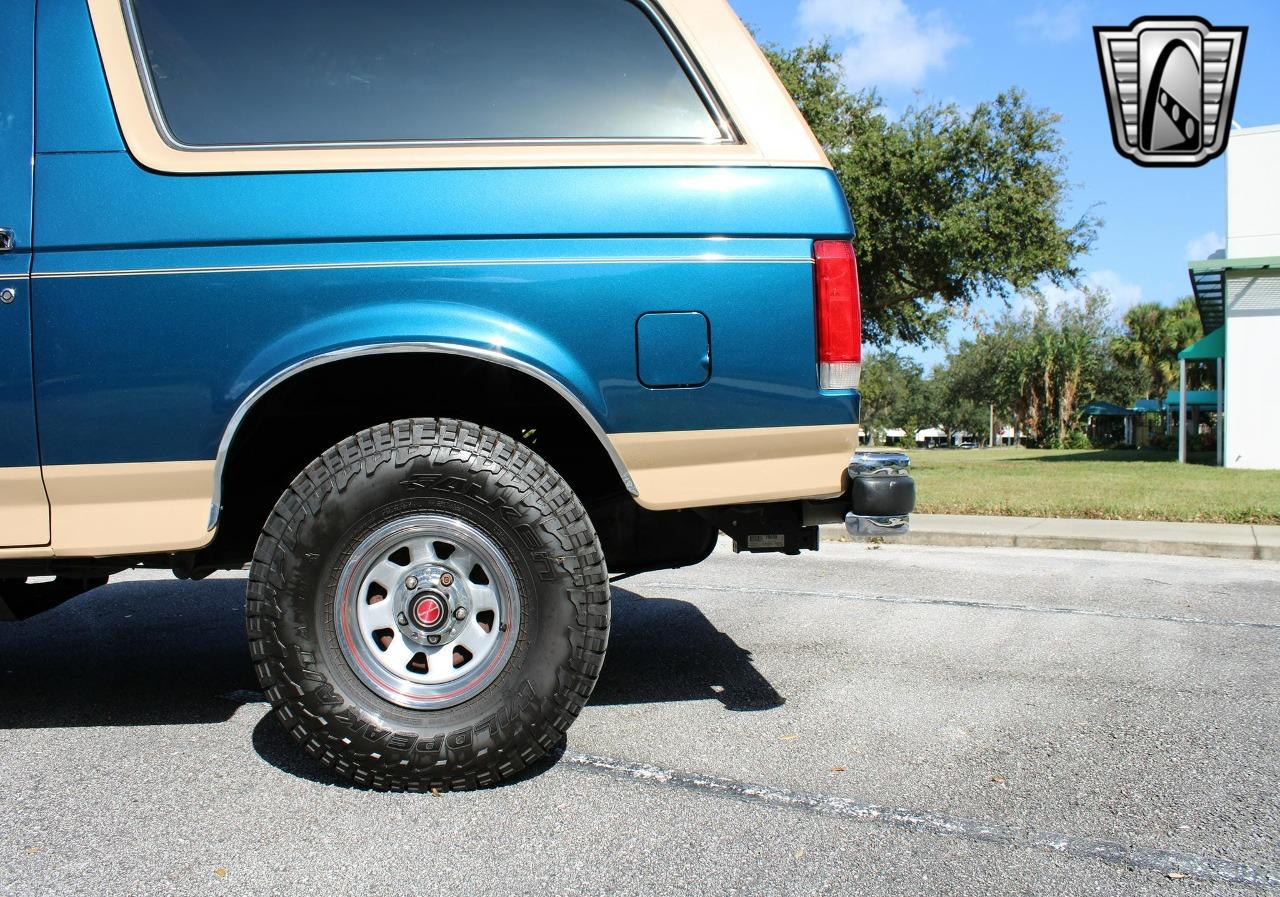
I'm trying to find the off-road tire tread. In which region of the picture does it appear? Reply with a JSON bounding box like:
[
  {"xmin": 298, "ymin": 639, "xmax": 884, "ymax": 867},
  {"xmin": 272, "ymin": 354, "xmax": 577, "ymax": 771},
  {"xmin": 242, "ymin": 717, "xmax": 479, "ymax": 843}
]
[{"xmin": 246, "ymin": 418, "xmax": 609, "ymax": 791}]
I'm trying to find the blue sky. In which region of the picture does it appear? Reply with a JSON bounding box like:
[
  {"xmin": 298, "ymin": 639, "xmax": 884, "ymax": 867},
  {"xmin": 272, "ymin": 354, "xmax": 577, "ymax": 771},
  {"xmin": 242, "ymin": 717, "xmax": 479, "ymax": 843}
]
[{"xmin": 727, "ymin": 0, "xmax": 1280, "ymax": 368}]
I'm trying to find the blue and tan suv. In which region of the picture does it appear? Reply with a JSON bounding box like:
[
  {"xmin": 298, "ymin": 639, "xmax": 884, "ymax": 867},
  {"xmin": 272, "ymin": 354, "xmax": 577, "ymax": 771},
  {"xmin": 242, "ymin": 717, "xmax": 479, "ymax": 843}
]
[{"xmin": 0, "ymin": 0, "xmax": 914, "ymax": 789}]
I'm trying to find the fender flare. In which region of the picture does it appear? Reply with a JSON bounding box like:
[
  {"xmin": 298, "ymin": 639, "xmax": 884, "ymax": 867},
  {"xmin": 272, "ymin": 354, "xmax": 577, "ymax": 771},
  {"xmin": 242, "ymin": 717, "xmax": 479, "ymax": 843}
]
[{"xmin": 207, "ymin": 341, "xmax": 638, "ymax": 531}]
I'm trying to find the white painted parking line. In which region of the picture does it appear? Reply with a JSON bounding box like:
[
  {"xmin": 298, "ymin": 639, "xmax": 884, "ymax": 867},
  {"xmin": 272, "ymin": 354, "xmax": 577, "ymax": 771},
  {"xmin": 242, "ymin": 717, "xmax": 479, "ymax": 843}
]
[
  {"xmin": 646, "ymin": 581, "xmax": 1280, "ymax": 630},
  {"xmin": 563, "ymin": 752, "xmax": 1280, "ymax": 891}
]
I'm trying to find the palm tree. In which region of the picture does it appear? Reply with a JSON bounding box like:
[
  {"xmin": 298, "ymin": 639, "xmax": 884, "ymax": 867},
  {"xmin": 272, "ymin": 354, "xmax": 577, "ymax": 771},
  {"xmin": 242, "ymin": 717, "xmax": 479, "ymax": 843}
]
[{"xmin": 1112, "ymin": 298, "xmax": 1204, "ymax": 399}]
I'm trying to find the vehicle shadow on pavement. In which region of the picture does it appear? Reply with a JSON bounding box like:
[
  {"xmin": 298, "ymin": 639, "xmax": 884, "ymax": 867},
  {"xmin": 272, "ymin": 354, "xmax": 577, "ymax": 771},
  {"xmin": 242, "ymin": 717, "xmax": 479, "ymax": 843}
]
[
  {"xmin": 591, "ymin": 588, "xmax": 784, "ymax": 712},
  {"xmin": 0, "ymin": 578, "xmax": 256, "ymax": 730},
  {"xmin": 0, "ymin": 581, "xmax": 782, "ymax": 731},
  {"xmin": 250, "ymin": 585, "xmax": 783, "ymax": 788}
]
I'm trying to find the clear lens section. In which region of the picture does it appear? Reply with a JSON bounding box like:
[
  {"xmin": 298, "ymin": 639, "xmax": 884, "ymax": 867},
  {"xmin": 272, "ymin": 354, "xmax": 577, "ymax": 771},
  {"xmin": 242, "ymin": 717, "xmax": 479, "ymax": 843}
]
[{"xmin": 820, "ymin": 361, "xmax": 861, "ymax": 391}]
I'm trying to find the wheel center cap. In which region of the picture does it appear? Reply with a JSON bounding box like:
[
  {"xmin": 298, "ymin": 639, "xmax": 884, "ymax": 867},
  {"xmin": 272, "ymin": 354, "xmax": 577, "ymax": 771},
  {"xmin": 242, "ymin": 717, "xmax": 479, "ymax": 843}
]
[{"xmin": 410, "ymin": 593, "xmax": 448, "ymax": 630}]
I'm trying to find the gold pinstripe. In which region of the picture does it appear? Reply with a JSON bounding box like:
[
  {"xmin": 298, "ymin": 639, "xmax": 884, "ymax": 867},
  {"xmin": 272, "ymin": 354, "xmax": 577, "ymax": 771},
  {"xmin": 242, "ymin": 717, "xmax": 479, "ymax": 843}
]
[{"xmin": 33, "ymin": 255, "xmax": 813, "ymax": 280}]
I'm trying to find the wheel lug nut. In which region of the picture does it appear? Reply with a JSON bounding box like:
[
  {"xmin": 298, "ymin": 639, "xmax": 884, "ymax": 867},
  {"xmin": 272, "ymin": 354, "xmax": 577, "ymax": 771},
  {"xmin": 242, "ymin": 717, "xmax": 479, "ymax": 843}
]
[
  {"xmin": 454, "ymin": 607, "xmax": 468, "ymax": 620},
  {"xmin": 397, "ymin": 612, "xmax": 409, "ymax": 626},
  {"xmin": 439, "ymin": 572, "xmax": 454, "ymax": 587},
  {"xmin": 427, "ymin": 634, "xmax": 441, "ymax": 645},
  {"xmin": 405, "ymin": 576, "xmax": 418, "ymax": 590}
]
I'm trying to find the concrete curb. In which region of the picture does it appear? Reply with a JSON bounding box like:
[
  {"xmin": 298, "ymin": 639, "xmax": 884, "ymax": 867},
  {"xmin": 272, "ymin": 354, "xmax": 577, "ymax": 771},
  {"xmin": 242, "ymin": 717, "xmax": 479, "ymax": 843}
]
[{"xmin": 821, "ymin": 514, "xmax": 1280, "ymax": 561}]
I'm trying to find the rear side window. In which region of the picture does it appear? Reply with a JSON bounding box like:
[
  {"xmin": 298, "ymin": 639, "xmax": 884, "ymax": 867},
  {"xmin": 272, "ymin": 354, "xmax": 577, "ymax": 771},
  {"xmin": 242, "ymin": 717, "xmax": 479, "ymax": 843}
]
[{"xmin": 125, "ymin": 0, "xmax": 730, "ymax": 147}]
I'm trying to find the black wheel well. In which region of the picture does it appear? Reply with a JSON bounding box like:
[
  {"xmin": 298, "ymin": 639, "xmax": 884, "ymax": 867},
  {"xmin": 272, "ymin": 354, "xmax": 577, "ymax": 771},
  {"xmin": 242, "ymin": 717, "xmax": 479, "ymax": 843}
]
[{"xmin": 201, "ymin": 352, "xmax": 631, "ymax": 568}]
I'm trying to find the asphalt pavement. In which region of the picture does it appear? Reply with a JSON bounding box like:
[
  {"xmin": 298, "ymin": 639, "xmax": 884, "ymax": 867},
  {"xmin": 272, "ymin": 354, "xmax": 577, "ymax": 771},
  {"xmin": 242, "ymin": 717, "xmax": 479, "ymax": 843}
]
[{"xmin": 2, "ymin": 542, "xmax": 1279, "ymax": 896}]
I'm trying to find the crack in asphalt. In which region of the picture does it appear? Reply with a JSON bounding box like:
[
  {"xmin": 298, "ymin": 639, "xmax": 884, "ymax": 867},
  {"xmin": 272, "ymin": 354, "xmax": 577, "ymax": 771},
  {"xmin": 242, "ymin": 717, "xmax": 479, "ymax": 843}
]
[
  {"xmin": 644, "ymin": 581, "xmax": 1280, "ymax": 631},
  {"xmin": 562, "ymin": 752, "xmax": 1280, "ymax": 890}
]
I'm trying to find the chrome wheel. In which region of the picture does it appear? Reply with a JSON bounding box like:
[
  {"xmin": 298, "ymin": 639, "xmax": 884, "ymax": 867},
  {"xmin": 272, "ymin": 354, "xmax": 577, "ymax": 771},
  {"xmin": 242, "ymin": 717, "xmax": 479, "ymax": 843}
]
[{"xmin": 334, "ymin": 514, "xmax": 520, "ymax": 709}]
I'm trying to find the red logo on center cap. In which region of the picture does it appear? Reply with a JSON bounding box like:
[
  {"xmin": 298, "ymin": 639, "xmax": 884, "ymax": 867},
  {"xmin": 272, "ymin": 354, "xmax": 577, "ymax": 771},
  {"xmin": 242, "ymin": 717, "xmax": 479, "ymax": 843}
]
[{"xmin": 414, "ymin": 596, "xmax": 444, "ymax": 627}]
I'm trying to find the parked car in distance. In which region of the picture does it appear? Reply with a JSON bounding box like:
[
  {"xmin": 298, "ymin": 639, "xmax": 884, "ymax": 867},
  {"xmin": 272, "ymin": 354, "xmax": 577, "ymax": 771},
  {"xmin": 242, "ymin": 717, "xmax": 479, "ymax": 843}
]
[{"xmin": 0, "ymin": 0, "xmax": 914, "ymax": 790}]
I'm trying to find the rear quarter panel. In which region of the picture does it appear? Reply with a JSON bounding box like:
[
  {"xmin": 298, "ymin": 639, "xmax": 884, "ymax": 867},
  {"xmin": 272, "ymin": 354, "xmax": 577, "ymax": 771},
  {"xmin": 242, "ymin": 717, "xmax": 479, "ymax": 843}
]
[{"xmin": 27, "ymin": 0, "xmax": 858, "ymax": 555}]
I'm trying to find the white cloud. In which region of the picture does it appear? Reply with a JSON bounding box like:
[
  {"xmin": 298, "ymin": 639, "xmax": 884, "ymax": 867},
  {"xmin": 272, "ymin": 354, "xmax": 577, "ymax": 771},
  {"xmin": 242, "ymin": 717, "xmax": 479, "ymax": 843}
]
[
  {"xmin": 1087, "ymin": 269, "xmax": 1146, "ymax": 310},
  {"xmin": 1016, "ymin": 4, "xmax": 1087, "ymax": 44},
  {"xmin": 1185, "ymin": 231, "xmax": 1225, "ymax": 261},
  {"xmin": 1035, "ymin": 282, "xmax": 1081, "ymax": 310},
  {"xmin": 797, "ymin": 0, "xmax": 963, "ymax": 91},
  {"xmin": 1035, "ymin": 269, "xmax": 1146, "ymax": 313}
]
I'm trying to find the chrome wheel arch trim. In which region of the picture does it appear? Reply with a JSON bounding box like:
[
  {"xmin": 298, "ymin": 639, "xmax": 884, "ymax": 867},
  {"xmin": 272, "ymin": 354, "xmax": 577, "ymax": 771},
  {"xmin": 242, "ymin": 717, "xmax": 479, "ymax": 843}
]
[{"xmin": 208, "ymin": 341, "xmax": 638, "ymax": 531}]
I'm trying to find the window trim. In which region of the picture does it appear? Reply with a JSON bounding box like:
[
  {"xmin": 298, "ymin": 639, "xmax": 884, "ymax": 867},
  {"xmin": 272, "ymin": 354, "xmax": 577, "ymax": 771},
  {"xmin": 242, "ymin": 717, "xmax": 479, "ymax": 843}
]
[{"xmin": 119, "ymin": 0, "xmax": 740, "ymax": 151}]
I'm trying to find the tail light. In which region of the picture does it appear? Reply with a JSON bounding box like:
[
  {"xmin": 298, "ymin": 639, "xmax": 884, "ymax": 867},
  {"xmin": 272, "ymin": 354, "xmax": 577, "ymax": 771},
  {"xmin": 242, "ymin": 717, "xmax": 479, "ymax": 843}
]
[{"xmin": 814, "ymin": 240, "xmax": 862, "ymax": 390}]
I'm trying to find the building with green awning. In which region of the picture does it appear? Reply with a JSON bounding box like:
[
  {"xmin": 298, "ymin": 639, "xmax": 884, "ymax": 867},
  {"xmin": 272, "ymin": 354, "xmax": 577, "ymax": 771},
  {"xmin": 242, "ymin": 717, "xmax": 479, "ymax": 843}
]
[
  {"xmin": 1185, "ymin": 123, "xmax": 1280, "ymax": 470},
  {"xmin": 1171, "ymin": 330, "xmax": 1225, "ymax": 465},
  {"xmin": 1177, "ymin": 327, "xmax": 1225, "ymax": 362}
]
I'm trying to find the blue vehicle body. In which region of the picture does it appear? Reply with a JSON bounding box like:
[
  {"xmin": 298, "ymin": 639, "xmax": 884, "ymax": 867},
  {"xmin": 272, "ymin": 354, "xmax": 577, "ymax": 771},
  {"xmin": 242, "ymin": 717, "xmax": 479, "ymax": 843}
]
[
  {"xmin": 0, "ymin": 0, "xmax": 899, "ymax": 572},
  {"xmin": 0, "ymin": 0, "xmax": 921, "ymax": 792},
  {"xmin": 0, "ymin": 3, "xmax": 37, "ymax": 474},
  {"xmin": 35, "ymin": 0, "xmax": 853, "ymax": 458},
  {"xmin": 33, "ymin": 164, "xmax": 855, "ymax": 464}
]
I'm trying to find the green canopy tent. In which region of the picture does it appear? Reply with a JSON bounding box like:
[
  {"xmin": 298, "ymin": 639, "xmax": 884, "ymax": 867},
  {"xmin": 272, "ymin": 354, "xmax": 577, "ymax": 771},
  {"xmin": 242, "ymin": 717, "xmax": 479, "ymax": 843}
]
[
  {"xmin": 1081, "ymin": 401, "xmax": 1131, "ymax": 416},
  {"xmin": 1175, "ymin": 327, "xmax": 1225, "ymax": 465},
  {"xmin": 1081, "ymin": 401, "xmax": 1135, "ymax": 445}
]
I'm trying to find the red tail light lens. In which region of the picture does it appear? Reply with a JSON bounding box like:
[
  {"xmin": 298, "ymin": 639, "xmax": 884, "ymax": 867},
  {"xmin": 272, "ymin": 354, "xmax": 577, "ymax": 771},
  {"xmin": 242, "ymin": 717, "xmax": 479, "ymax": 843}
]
[{"xmin": 814, "ymin": 240, "xmax": 862, "ymax": 390}]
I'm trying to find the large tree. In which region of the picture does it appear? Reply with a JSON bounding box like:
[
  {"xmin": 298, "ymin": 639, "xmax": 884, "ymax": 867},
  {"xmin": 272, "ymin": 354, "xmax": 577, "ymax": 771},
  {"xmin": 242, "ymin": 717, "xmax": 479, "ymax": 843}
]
[{"xmin": 765, "ymin": 42, "xmax": 1098, "ymax": 346}]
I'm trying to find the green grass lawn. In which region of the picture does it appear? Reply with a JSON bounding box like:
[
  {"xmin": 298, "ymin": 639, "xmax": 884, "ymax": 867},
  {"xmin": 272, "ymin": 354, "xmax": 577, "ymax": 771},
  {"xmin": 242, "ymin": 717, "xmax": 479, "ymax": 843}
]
[{"xmin": 903, "ymin": 447, "xmax": 1280, "ymax": 525}]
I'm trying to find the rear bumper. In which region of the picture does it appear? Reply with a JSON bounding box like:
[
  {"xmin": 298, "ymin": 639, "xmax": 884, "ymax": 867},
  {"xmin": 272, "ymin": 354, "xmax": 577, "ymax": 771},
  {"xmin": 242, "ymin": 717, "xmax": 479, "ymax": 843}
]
[
  {"xmin": 708, "ymin": 450, "xmax": 915, "ymax": 554},
  {"xmin": 844, "ymin": 451, "xmax": 915, "ymax": 538}
]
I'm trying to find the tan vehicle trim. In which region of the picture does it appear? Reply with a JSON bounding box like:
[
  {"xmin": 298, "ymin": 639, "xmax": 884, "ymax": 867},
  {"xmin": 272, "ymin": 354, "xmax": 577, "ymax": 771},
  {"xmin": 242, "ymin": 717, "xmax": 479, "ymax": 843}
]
[
  {"xmin": 611, "ymin": 424, "xmax": 856, "ymax": 511},
  {"xmin": 0, "ymin": 424, "xmax": 854, "ymax": 559},
  {"xmin": 0, "ymin": 467, "xmax": 51, "ymax": 548},
  {"xmin": 41, "ymin": 461, "xmax": 216, "ymax": 557},
  {"xmin": 87, "ymin": 0, "xmax": 827, "ymax": 173},
  {"xmin": 0, "ymin": 546, "xmax": 54, "ymax": 560}
]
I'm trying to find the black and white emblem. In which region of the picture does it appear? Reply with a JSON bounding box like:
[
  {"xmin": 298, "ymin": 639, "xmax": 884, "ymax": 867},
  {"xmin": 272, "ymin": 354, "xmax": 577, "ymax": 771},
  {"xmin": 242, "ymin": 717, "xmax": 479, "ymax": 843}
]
[{"xmin": 1094, "ymin": 17, "xmax": 1246, "ymax": 167}]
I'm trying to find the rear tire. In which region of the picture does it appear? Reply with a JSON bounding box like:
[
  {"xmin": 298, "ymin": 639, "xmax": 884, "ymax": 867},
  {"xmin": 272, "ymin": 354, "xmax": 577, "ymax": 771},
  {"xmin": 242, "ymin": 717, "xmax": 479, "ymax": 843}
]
[{"xmin": 246, "ymin": 418, "xmax": 610, "ymax": 791}]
